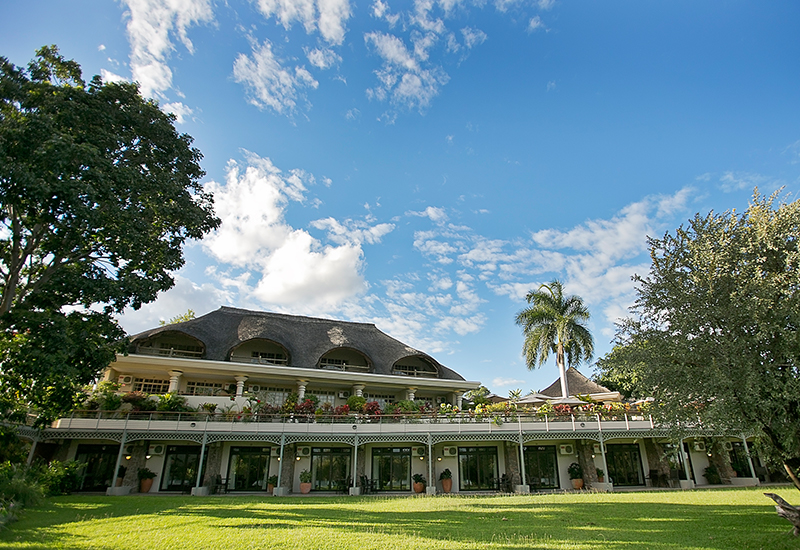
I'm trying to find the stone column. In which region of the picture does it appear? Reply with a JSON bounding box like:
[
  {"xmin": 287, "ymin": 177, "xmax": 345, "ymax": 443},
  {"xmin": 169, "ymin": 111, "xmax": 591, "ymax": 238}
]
[
  {"xmin": 123, "ymin": 442, "xmax": 147, "ymax": 492},
  {"xmin": 234, "ymin": 376, "xmax": 248, "ymax": 397},
  {"xmin": 202, "ymin": 443, "xmax": 223, "ymax": 487},
  {"xmin": 297, "ymin": 380, "xmax": 308, "ymax": 400},
  {"xmin": 452, "ymin": 391, "xmax": 464, "ymax": 409},
  {"xmin": 168, "ymin": 370, "xmax": 183, "ymax": 393},
  {"xmin": 352, "ymin": 384, "xmax": 365, "ymax": 397},
  {"xmin": 406, "ymin": 387, "xmax": 417, "ymax": 401}
]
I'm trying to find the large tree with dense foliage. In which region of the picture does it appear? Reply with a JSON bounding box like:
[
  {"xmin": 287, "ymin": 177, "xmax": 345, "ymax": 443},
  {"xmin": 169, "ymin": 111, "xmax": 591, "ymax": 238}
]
[
  {"xmin": 0, "ymin": 46, "xmax": 219, "ymax": 422},
  {"xmin": 515, "ymin": 280, "xmax": 594, "ymax": 398},
  {"xmin": 601, "ymin": 191, "xmax": 800, "ymax": 492}
]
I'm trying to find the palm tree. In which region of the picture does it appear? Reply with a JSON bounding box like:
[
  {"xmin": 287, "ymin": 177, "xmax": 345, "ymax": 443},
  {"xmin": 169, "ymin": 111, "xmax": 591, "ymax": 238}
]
[{"xmin": 515, "ymin": 280, "xmax": 594, "ymax": 398}]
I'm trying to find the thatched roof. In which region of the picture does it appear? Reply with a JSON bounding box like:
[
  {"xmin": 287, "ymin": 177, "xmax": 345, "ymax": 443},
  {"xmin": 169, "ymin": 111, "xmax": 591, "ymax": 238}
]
[
  {"xmin": 128, "ymin": 307, "xmax": 465, "ymax": 381},
  {"xmin": 540, "ymin": 367, "xmax": 612, "ymax": 397}
]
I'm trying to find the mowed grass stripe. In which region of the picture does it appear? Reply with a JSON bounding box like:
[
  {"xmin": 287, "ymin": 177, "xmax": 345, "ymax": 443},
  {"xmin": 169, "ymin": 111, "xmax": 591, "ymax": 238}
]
[{"xmin": 0, "ymin": 486, "xmax": 796, "ymax": 550}]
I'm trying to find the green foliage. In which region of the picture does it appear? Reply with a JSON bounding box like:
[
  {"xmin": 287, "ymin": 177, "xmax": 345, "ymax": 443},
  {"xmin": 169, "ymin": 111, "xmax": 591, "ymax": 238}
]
[
  {"xmin": 0, "ymin": 463, "xmax": 43, "ymax": 508},
  {"xmin": 568, "ymin": 462, "xmax": 583, "ymax": 480},
  {"xmin": 267, "ymin": 475, "xmax": 278, "ymax": 486},
  {"xmin": 593, "ymin": 343, "xmax": 648, "ymax": 399},
  {"xmin": 345, "ymin": 395, "xmax": 366, "ymax": 412},
  {"xmin": 515, "ymin": 280, "xmax": 593, "ymax": 397},
  {"xmin": 159, "ymin": 310, "xmax": 196, "ymax": 326},
  {"xmin": 33, "ymin": 461, "xmax": 82, "ymax": 496},
  {"xmin": 412, "ymin": 473, "xmax": 426, "ymax": 484},
  {"xmin": 120, "ymin": 392, "xmax": 155, "ymax": 412},
  {"xmin": 606, "ymin": 190, "xmax": 800, "ymax": 489},
  {"xmin": 0, "ymin": 428, "xmax": 28, "ymax": 464},
  {"xmin": 85, "ymin": 381, "xmax": 122, "ymax": 411},
  {"xmin": 439, "ymin": 468, "xmax": 452, "ymax": 480},
  {"xmin": 298, "ymin": 470, "xmax": 312, "ymax": 483},
  {"xmin": 704, "ymin": 465, "xmax": 722, "ymax": 485},
  {"xmin": 464, "ymin": 386, "xmax": 491, "ymax": 406},
  {"xmin": 155, "ymin": 392, "xmax": 192, "ymax": 412},
  {"xmin": 137, "ymin": 468, "xmax": 156, "ymax": 481},
  {"xmin": 0, "ymin": 46, "xmax": 219, "ymax": 423}
]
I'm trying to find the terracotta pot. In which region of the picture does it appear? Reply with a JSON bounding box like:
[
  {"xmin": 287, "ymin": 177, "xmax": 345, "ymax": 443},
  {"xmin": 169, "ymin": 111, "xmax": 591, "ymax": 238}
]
[
  {"xmin": 300, "ymin": 482, "xmax": 312, "ymax": 494},
  {"xmin": 441, "ymin": 478, "xmax": 452, "ymax": 493},
  {"xmin": 139, "ymin": 478, "xmax": 154, "ymax": 493},
  {"xmin": 267, "ymin": 483, "xmax": 275, "ymax": 493},
  {"xmin": 597, "ymin": 476, "xmax": 604, "ymax": 483},
  {"xmin": 571, "ymin": 478, "xmax": 584, "ymax": 490},
  {"xmin": 115, "ymin": 477, "xmax": 124, "ymax": 487},
  {"xmin": 413, "ymin": 482, "xmax": 425, "ymax": 494}
]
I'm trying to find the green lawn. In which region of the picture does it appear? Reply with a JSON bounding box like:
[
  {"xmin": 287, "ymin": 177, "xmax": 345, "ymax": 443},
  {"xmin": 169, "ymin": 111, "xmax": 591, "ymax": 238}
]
[{"xmin": 0, "ymin": 487, "xmax": 797, "ymax": 550}]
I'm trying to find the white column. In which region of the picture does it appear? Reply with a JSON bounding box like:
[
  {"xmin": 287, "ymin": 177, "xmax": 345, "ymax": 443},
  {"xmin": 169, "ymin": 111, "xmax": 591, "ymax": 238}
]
[
  {"xmin": 406, "ymin": 387, "xmax": 417, "ymax": 401},
  {"xmin": 352, "ymin": 384, "xmax": 365, "ymax": 397},
  {"xmin": 297, "ymin": 380, "xmax": 308, "ymax": 400},
  {"xmin": 452, "ymin": 391, "xmax": 464, "ymax": 409},
  {"xmin": 168, "ymin": 370, "xmax": 183, "ymax": 393},
  {"xmin": 234, "ymin": 376, "xmax": 248, "ymax": 397}
]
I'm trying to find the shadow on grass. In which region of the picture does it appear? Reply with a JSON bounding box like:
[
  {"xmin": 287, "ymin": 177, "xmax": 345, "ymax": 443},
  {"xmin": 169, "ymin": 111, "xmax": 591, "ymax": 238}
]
[{"xmin": 0, "ymin": 492, "xmax": 796, "ymax": 550}]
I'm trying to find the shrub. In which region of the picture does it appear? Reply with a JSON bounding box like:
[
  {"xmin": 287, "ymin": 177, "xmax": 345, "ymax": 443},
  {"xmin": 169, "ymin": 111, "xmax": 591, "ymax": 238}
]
[
  {"xmin": 568, "ymin": 462, "xmax": 583, "ymax": 480},
  {"xmin": 346, "ymin": 395, "xmax": 366, "ymax": 412},
  {"xmin": 0, "ymin": 463, "xmax": 43, "ymax": 508},
  {"xmin": 299, "ymin": 470, "xmax": 312, "ymax": 483},
  {"xmin": 156, "ymin": 392, "xmax": 192, "ymax": 412},
  {"xmin": 363, "ymin": 401, "xmax": 382, "ymax": 416},
  {"xmin": 35, "ymin": 461, "xmax": 82, "ymax": 496},
  {"xmin": 121, "ymin": 392, "xmax": 155, "ymax": 412}
]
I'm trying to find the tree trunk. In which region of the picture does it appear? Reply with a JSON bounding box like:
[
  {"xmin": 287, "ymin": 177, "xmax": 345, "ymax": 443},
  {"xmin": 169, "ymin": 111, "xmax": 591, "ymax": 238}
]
[
  {"xmin": 643, "ymin": 438, "xmax": 671, "ymax": 487},
  {"xmin": 576, "ymin": 440, "xmax": 597, "ymax": 487},
  {"xmin": 764, "ymin": 493, "xmax": 800, "ymax": 536},
  {"xmin": 557, "ymin": 343, "xmax": 569, "ymax": 398}
]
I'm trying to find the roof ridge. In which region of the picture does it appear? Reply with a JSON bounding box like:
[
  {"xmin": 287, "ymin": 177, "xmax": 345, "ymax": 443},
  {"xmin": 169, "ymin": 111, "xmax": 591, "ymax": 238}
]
[{"xmin": 217, "ymin": 306, "xmax": 378, "ymax": 328}]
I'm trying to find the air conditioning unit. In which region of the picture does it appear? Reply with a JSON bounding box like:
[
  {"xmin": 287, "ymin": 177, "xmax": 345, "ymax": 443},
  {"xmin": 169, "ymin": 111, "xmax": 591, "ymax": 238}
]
[
  {"xmin": 442, "ymin": 446, "xmax": 458, "ymax": 457},
  {"xmin": 148, "ymin": 444, "xmax": 166, "ymax": 456},
  {"xmin": 119, "ymin": 375, "xmax": 133, "ymax": 385},
  {"xmin": 693, "ymin": 441, "xmax": 706, "ymax": 453},
  {"xmin": 723, "ymin": 441, "xmax": 734, "ymax": 452},
  {"xmin": 435, "ymin": 396, "xmax": 445, "ymax": 404},
  {"xmin": 412, "ymin": 446, "xmax": 426, "ymax": 457},
  {"xmin": 337, "ymin": 391, "xmax": 350, "ymax": 399},
  {"xmin": 559, "ymin": 444, "xmax": 575, "ymax": 455},
  {"xmin": 271, "ymin": 447, "xmax": 281, "ymax": 457},
  {"xmin": 593, "ymin": 444, "xmax": 603, "ymax": 454},
  {"xmin": 247, "ymin": 385, "xmax": 261, "ymax": 393},
  {"xmin": 296, "ymin": 446, "xmax": 312, "ymax": 457}
]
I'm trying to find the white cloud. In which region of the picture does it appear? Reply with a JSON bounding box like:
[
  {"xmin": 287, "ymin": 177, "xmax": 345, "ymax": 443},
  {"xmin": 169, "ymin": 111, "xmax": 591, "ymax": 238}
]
[
  {"xmin": 718, "ymin": 171, "xmax": 772, "ymax": 193},
  {"xmin": 98, "ymin": 44, "xmax": 106, "ymax": 51},
  {"xmin": 306, "ymin": 47, "xmax": 342, "ymax": 69},
  {"xmin": 537, "ymin": 0, "xmax": 555, "ymax": 10},
  {"xmin": 407, "ymin": 206, "xmax": 449, "ymax": 223},
  {"xmin": 163, "ymin": 101, "xmax": 194, "ymax": 124},
  {"xmin": 255, "ymin": 0, "xmax": 352, "ymax": 45},
  {"xmin": 492, "ymin": 377, "xmax": 527, "ymax": 388},
  {"xmin": 233, "ymin": 40, "xmax": 319, "ymax": 114},
  {"xmin": 371, "ymin": 0, "xmax": 399, "ymax": 26},
  {"xmin": 100, "ymin": 69, "xmax": 127, "ymax": 84},
  {"xmin": 461, "ymin": 27, "xmax": 487, "ymax": 49},
  {"xmin": 201, "ymin": 152, "xmax": 391, "ymax": 312},
  {"xmin": 528, "ymin": 16, "xmax": 545, "ymax": 32},
  {"xmin": 121, "ymin": 0, "xmax": 213, "ymax": 99}
]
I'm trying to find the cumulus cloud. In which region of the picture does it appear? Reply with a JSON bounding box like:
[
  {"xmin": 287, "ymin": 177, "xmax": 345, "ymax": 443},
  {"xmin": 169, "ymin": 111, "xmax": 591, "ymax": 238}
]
[
  {"xmin": 233, "ymin": 40, "xmax": 319, "ymax": 113},
  {"xmin": 255, "ymin": 0, "xmax": 352, "ymax": 45},
  {"xmin": 100, "ymin": 69, "xmax": 127, "ymax": 84},
  {"xmin": 306, "ymin": 47, "xmax": 342, "ymax": 69},
  {"xmin": 407, "ymin": 206, "xmax": 449, "ymax": 223},
  {"xmin": 201, "ymin": 152, "xmax": 394, "ymax": 312},
  {"xmin": 121, "ymin": 0, "xmax": 213, "ymax": 99},
  {"xmin": 163, "ymin": 101, "xmax": 194, "ymax": 124}
]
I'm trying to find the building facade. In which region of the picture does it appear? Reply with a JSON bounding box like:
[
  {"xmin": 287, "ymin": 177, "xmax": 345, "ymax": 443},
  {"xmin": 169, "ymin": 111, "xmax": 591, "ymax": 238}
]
[{"xmin": 19, "ymin": 307, "xmax": 764, "ymax": 495}]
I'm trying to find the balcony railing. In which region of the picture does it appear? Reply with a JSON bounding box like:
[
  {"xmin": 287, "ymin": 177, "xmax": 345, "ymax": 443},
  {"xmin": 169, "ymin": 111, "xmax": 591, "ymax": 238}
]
[{"xmin": 47, "ymin": 409, "xmax": 657, "ymax": 433}]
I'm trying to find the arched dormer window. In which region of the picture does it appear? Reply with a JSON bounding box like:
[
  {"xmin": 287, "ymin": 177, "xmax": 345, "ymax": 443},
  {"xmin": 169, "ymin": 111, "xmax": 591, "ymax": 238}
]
[
  {"xmin": 318, "ymin": 348, "xmax": 372, "ymax": 373},
  {"xmin": 229, "ymin": 339, "xmax": 290, "ymax": 366},
  {"xmin": 392, "ymin": 356, "xmax": 439, "ymax": 378},
  {"xmin": 134, "ymin": 331, "xmax": 205, "ymax": 359}
]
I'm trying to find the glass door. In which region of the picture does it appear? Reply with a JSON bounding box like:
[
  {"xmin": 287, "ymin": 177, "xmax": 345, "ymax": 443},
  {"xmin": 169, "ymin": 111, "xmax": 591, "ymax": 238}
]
[
  {"xmin": 372, "ymin": 447, "xmax": 411, "ymax": 491},
  {"xmin": 524, "ymin": 445, "xmax": 559, "ymax": 490},
  {"xmin": 458, "ymin": 446, "xmax": 498, "ymax": 491},
  {"xmin": 74, "ymin": 444, "xmax": 119, "ymax": 491},
  {"xmin": 311, "ymin": 447, "xmax": 351, "ymax": 491},
  {"xmin": 161, "ymin": 445, "xmax": 206, "ymax": 491},
  {"xmin": 606, "ymin": 444, "xmax": 645, "ymax": 486},
  {"xmin": 227, "ymin": 447, "xmax": 272, "ymax": 491}
]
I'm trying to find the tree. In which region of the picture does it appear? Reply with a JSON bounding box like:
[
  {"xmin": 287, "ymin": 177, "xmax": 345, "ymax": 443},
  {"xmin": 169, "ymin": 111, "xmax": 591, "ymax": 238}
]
[
  {"xmin": 602, "ymin": 191, "xmax": 800, "ymax": 492},
  {"xmin": 159, "ymin": 309, "xmax": 196, "ymax": 326},
  {"xmin": 515, "ymin": 280, "xmax": 594, "ymax": 398},
  {"xmin": 0, "ymin": 46, "xmax": 219, "ymax": 422}
]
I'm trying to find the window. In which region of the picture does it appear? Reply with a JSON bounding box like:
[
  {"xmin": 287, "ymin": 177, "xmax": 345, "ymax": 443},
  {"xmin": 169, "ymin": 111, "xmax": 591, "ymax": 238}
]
[
  {"xmin": 133, "ymin": 378, "xmax": 170, "ymax": 394},
  {"xmin": 363, "ymin": 393, "xmax": 395, "ymax": 409},
  {"xmin": 524, "ymin": 446, "xmax": 559, "ymax": 490},
  {"xmin": 227, "ymin": 447, "xmax": 272, "ymax": 491},
  {"xmin": 318, "ymin": 349, "xmax": 371, "ymax": 373},
  {"xmin": 262, "ymin": 387, "xmax": 291, "ymax": 407},
  {"xmin": 458, "ymin": 447, "xmax": 498, "ymax": 491},
  {"xmin": 372, "ymin": 447, "xmax": 411, "ymax": 491},
  {"xmin": 311, "ymin": 448, "xmax": 351, "ymax": 491},
  {"xmin": 308, "ymin": 389, "xmax": 335, "ymax": 407},
  {"xmin": 74, "ymin": 444, "xmax": 119, "ymax": 492},
  {"xmin": 392, "ymin": 356, "xmax": 438, "ymax": 378},
  {"xmin": 185, "ymin": 381, "xmax": 223, "ymax": 396},
  {"xmin": 605, "ymin": 444, "xmax": 645, "ymax": 486},
  {"xmin": 161, "ymin": 446, "xmax": 207, "ymax": 492}
]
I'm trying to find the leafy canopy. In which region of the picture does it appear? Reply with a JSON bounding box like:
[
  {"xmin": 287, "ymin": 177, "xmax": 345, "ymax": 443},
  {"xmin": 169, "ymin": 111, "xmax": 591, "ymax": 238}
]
[
  {"xmin": 0, "ymin": 46, "xmax": 219, "ymax": 422},
  {"xmin": 515, "ymin": 280, "xmax": 593, "ymax": 397},
  {"xmin": 600, "ymin": 191, "xmax": 800, "ymax": 490}
]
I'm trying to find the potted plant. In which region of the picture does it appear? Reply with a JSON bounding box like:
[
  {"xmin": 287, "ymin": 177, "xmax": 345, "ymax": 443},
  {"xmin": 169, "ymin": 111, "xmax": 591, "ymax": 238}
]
[
  {"xmin": 568, "ymin": 462, "xmax": 583, "ymax": 490},
  {"xmin": 116, "ymin": 465, "xmax": 127, "ymax": 487},
  {"xmin": 267, "ymin": 474, "xmax": 278, "ymax": 493},
  {"xmin": 299, "ymin": 469, "xmax": 312, "ymax": 494},
  {"xmin": 439, "ymin": 468, "xmax": 452, "ymax": 493},
  {"xmin": 412, "ymin": 473, "xmax": 426, "ymax": 493},
  {"xmin": 596, "ymin": 468, "xmax": 605, "ymax": 483},
  {"xmin": 138, "ymin": 467, "xmax": 157, "ymax": 493}
]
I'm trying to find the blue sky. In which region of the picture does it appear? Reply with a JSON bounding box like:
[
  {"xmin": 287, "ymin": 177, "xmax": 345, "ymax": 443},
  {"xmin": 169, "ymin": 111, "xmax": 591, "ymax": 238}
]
[{"xmin": 3, "ymin": 1, "xmax": 800, "ymax": 395}]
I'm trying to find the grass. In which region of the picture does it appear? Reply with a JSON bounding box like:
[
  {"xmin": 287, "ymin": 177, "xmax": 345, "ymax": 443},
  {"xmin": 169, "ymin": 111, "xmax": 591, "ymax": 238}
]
[{"xmin": 0, "ymin": 486, "xmax": 797, "ymax": 550}]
